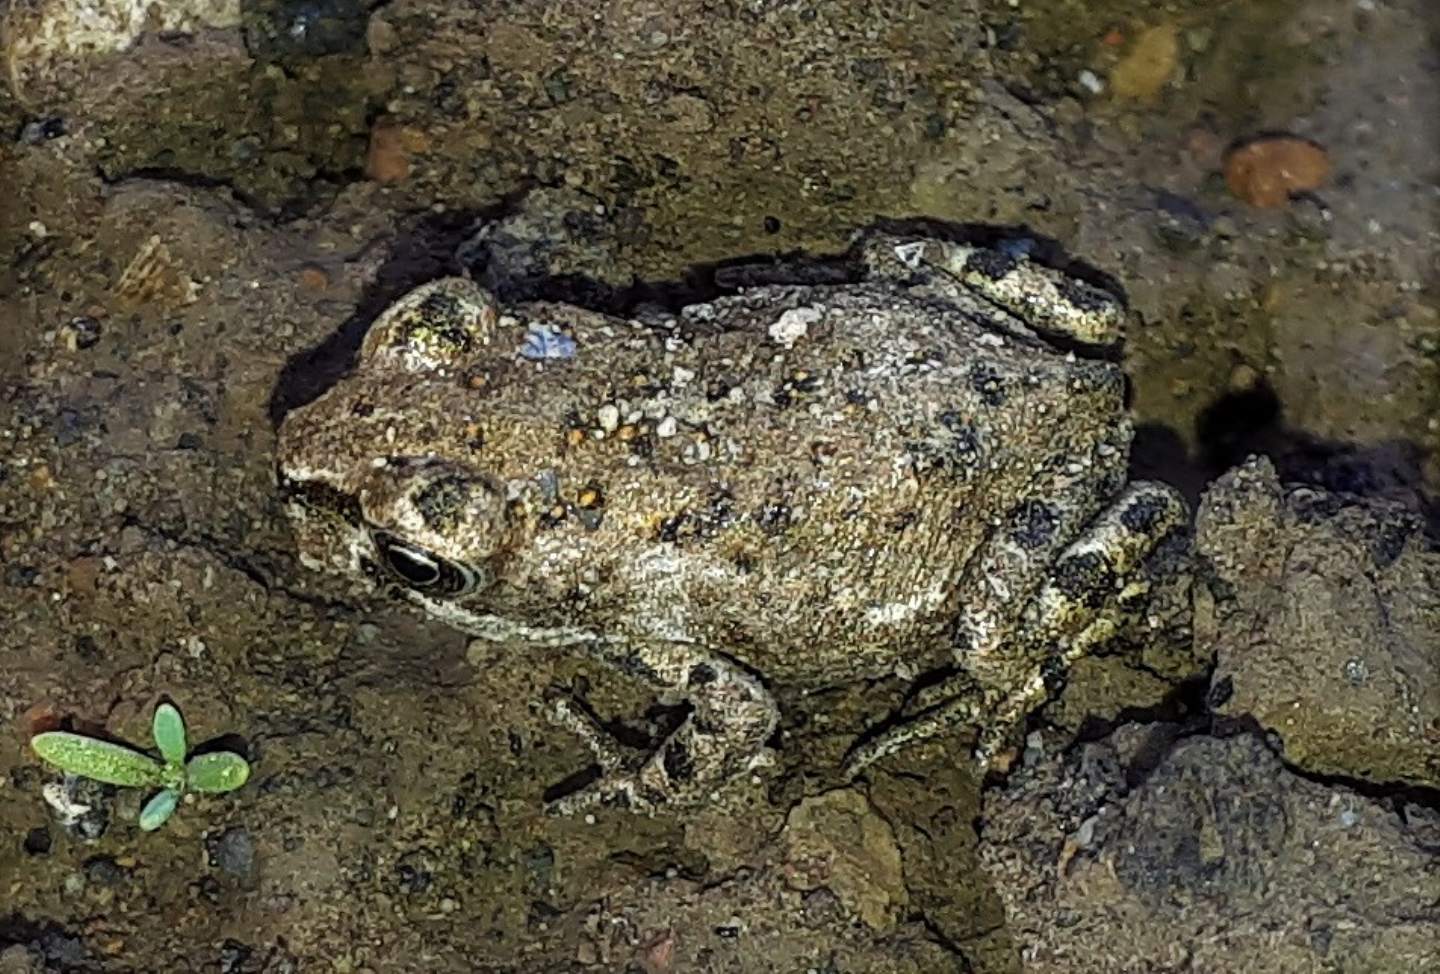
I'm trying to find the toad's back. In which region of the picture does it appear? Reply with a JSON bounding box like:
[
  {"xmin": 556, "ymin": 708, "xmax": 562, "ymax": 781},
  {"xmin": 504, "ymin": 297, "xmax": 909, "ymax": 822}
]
[{"xmin": 317, "ymin": 280, "xmax": 1129, "ymax": 684}]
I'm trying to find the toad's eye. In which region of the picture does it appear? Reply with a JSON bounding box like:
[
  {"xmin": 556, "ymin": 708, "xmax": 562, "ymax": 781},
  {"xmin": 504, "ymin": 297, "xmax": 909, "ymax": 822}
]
[{"xmin": 370, "ymin": 530, "xmax": 479, "ymax": 597}]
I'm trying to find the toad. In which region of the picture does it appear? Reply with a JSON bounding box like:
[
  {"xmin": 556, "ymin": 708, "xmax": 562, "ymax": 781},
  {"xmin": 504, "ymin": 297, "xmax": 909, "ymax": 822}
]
[{"xmin": 275, "ymin": 232, "xmax": 1188, "ymax": 813}]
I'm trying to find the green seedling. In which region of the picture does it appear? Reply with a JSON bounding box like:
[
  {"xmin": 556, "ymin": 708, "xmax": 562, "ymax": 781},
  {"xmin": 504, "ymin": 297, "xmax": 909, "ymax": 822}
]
[{"xmin": 31, "ymin": 702, "xmax": 250, "ymax": 831}]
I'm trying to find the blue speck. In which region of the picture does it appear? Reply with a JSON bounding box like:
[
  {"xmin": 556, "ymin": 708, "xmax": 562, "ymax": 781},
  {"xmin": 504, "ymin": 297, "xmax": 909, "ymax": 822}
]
[{"xmin": 519, "ymin": 326, "xmax": 577, "ymax": 361}]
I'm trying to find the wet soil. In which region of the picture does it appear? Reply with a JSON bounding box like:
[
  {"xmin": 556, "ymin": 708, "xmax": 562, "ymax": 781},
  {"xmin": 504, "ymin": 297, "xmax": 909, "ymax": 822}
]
[{"xmin": 2, "ymin": 0, "xmax": 1437, "ymax": 971}]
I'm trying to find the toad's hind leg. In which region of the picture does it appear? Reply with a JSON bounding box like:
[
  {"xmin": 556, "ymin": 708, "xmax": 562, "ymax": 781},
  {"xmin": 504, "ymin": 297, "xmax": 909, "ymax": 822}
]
[
  {"xmin": 545, "ymin": 644, "xmax": 778, "ymax": 816},
  {"xmin": 844, "ymin": 481, "xmax": 1187, "ymax": 777}
]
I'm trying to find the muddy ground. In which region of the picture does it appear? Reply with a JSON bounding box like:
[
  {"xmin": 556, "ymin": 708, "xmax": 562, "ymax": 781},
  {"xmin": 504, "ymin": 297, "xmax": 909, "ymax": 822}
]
[{"xmin": 1, "ymin": 0, "xmax": 1437, "ymax": 971}]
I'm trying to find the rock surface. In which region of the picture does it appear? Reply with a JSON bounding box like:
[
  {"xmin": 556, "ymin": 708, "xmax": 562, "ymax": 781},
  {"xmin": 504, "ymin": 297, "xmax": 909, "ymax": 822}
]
[
  {"xmin": 780, "ymin": 788, "xmax": 907, "ymax": 932},
  {"xmin": 1196, "ymin": 455, "xmax": 1440, "ymax": 788},
  {"xmin": 980, "ymin": 727, "xmax": 1440, "ymax": 973},
  {"xmin": 455, "ymin": 185, "xmax": 634, "ymax": 305},
  {"xmin": 3, "ymin": 0, "xmax": 241, "ymax": 105}
]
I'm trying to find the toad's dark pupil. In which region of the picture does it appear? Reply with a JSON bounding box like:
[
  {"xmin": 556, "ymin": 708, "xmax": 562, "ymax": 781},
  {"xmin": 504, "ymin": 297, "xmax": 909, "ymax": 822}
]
[
  {"xmin": 368, "ymin": 530, "xmax": 476, "ymax": 597},
  {"xmin": 387, "ymin": 547, "xmax": 439, "ymax": 586},
  {"xmin": 371, "ymin": 531, "xmax": 444, "ymax": 587}
]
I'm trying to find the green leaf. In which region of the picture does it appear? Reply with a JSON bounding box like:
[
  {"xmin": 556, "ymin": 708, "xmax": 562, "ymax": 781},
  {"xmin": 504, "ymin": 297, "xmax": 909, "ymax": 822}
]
[
  {"xmin": 152, "ymin": 703, "xmax": 187, "ymax": 767},
  {"xmin": 139, "ymin": 788, "xmax": 180, "ymax": 831},
  {"xmin": 185, "ymin": 752, "xmax": 251, "ymax": 793},
  {"xmin": 31, "ymin": 733, "xmax": 165, "ymax": 787}
]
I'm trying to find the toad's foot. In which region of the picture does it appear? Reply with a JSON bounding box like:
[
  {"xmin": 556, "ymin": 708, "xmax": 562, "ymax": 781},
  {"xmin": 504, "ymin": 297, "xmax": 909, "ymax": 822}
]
[
  {"xmin": 545, "ymin": 648, "xmax": 778, "ymax": 816},
  {"xmin": 857, "ymin": 233, "xmax": 1124, "ymax": 346},
  {"xmin": 843, "ymin": 481, "xmax": 1188, "ymax": 778}
]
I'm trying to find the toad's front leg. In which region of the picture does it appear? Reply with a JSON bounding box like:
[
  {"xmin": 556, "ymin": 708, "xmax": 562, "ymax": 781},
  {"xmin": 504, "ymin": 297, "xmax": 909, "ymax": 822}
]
[{"xmin": 545, "ymin": 642, "xmax": 778, "ymax": 815}]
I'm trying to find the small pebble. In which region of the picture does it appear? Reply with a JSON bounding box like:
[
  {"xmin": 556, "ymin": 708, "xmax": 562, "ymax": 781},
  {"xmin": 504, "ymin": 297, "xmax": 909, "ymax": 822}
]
[
  {"xmin": 60, "ymin": 316, "xmax": 101, "ymax": 351},
  {"xmin": 366, "ymin": 16, "xmax": 399, "ymax": 54},
  {"xmin": 18, "ymin": 115, "xmax": 65, "ymax": 143},
  {"xmin": 1224, "ymin": 136, "xmax": 1330, "ymax": 208},
  {"xmin": 22, "ymin": 826, "xmax": 51, "ymax": 856},
  {"xmin": 366, "ymin": 121, "xmax": 411, "ymax": 185},
  {"xmin": 768, "ymin": 306, "xmax": 820, "ymax": 347},
  {"xmin": 1109, "ymin": 23, "xmax": 1179, "ymax": 101},
  {"xmin": 42, "ymin": 777, "xmax": 109, "ymax": 841},
  {"xmin": 1227, "ymin": 363, "xmax": 1260, "ymax": 392},
  {"xmin": 82, "ymin": 855, "xmax": 126, "ymax": 886},
  {"xmin": 208, "ymin": 827, "xmax": 256, "ymax": 881},
  {"xmin": 298, "ymin": 266, "xmax": 330, "ymax": 290}
]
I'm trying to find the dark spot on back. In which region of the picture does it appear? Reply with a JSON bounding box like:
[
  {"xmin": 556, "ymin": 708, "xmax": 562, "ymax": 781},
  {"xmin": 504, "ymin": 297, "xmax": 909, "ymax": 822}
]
[
  {"xmin": 612, "ymin": 653, "xmax": 662, "ymax": 684},
  {"xmin": 964, "ymin": 248, "xmax": 1018, "ymax": 281},
  {"xmin": 656, "ymin": 491, "xmax": 736, "ymax": 545},
  {"xmin": 1051, "ymin": 550, "xmax": 1113, "ymax": 608},
  {"xmin": 969, "ymin": 363, "xmax": 1006, "ymax": 406},
  {"xmin": 1010, "ymin": 500, "xmax": 1060, "ymax": 549},
  {"xmin": 757, "ymin": 503, "xmax": 792, "ymax": 535},
  {"xmin": 1054, "ymin": 276, "xmax": 1119, "ymax": 314},
  {"xmin": 888, "ymin": 510, "xmax": 918, "ymax": 532},
  {"xmin": 913, "ymin": 415, "xmax": 983, "ymax": 478},
  {"xmin": 706, "ymin": 379, "xmax": 734, "ymax": 401},
  {"xmin": 688, "ymin": 663, "xmax": 717, "ymax": 686},
  {"xmin": 402, "ymin": 292, "xmax": 476, "ymax": 353},
  {"xmin": 1118, "ymin": 493, "xmax": 1173, "ymax": 535},
  {"xmin": 657, "ymin": 512, "xmax": 688, "ymax": 543}
]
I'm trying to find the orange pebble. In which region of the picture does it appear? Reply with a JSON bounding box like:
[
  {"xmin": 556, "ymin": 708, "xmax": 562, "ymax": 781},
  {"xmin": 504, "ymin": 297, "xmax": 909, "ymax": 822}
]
[
  {"xmin": 366, "ymin": 120, "xmax": 411, "ymax": 185},
  {"xmin": 298, "ymin": 265, "xmax": 330, "ymax": 290},
  {"xmin": 1223, "ymin": 136, "xmax": 1331, "ymax": 208}
]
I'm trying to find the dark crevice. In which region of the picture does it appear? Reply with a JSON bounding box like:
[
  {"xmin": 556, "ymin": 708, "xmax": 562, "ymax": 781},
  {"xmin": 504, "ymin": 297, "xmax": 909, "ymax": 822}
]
[
  {"xmin": 1257, "ymin": 732, "xmax": 1440, "ymax": 813},
  {"xmin": 121, "ymin": 516, "xmax": 355, "ymax": 615},
  {"xmin": 1130, "ymin": 376, "xmax": 1439, "ymax": 540},
  {"xmin": 1056, "ymin": 690, "xmax": 1440, "ymax": 817},
  {"xmin": 1130, "ymin": 421, "xmax": 1209, "ymax": 509},
  {"xmin": 1046, "ymin": 650, "xmax": 1440, "ymax": 813},
  {"xmin": 1202, "ymin": 718, "xmax": 1440, "ymax": 814},
  {"xmin": 93, "ymin": 165, "xmax": 274, "ymax": 217},
  {"xmin": 1069, "ymin": 673, "xmax": 1215, "ymax": 749},
  {"xmin": 916, "ymin": 915, "xmax": 979, "ymax": 970}
]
